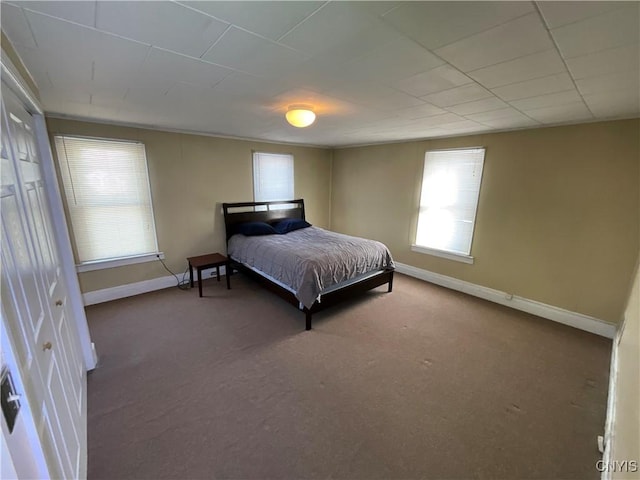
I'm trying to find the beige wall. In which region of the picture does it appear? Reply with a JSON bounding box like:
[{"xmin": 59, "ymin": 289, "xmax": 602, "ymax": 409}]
[
  {"xmin": 46, "ymin": 118, "xmax": 332, "ymax": 293},
  {"xmin": 332, "ymin": 120, "xmax": 640, "ymax": 324},
  {"xmin": 612, "ymin": 259, "xmax": 640, "ymax": 479}
]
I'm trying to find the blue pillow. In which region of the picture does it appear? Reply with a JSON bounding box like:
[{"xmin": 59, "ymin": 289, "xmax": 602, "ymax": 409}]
[
  {"xmin": 237, "ymin": 221, "xmax": 277, "ymax": 236},
  {"xmin": 273, "ymin": 218, "xmax": 311, "ymax": 234}
]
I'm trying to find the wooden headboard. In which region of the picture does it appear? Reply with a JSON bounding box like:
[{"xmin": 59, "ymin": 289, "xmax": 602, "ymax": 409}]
[{"xmin": 222, "ymin": 199, "xmax": 306, "ymax": 242}]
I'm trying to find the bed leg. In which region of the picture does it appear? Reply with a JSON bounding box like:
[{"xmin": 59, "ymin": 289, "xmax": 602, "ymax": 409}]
[
  {"xmin": 305, "ymin": 311, "xmax": 312, "ymax": 331},
  {"xmin": 388, "ymin": 271, "xmax": 394, "ymax": 292}
]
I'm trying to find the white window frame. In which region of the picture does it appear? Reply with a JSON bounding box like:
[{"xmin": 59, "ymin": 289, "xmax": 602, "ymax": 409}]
[
  {"xmin": 412, "ymin": 147, "xmax": 485, "ymax": 264},
  {"xmin": 252, "ymin": 151, "xmax": 294, "ymax": 202},
  {"xmin": 53, "ymin": 135, "xmax": 162, "ymax": 271}
]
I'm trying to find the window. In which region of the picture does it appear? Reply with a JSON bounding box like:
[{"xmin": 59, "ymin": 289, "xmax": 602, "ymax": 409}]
[
  {"xmin": 253, "ymin": 152, "xmax": 294, "ymax": 201},
  {"xmin": 413, "ymin": 147, "xmax": 485, "ymax": 263},
  {"xmin": 54, "ymin": 135, "xmax": 159, "ymax": 268}
]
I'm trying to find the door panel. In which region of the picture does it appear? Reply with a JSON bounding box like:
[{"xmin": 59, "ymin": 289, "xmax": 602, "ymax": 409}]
[
  {"xmin": 26, "ymin": 183, "xmax": 57, "ymax": 290},
  {"xmin": 1, "ymin": 83, "xmax": 84, "ymax": 479},
  {"xmin": 45, "ymin": 348, "xmax": 80, "ymax": 479},
  {"xmin": 39, "ymin": 405, "xmax": 63, "ymax": 480},
  {"xmin": 1, "ymin": 177, "xmax": 46, "ymax": 383}
]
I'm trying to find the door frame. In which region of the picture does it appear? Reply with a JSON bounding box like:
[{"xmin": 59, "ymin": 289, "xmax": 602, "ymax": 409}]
[{"xmin": 1, "ymin": 49, "xmax": 97, "ymax": 372}]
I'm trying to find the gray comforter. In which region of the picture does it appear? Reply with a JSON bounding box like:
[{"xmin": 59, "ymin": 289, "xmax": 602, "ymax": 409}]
[{"xmin": 227, "ymin": 226, "xmax": 394, "ymax": 309}]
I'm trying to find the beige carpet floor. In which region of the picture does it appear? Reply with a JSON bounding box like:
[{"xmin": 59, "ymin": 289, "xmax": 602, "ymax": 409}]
[{"xmin": 86, "ymin": 273, "xmax": 611, "ymax": 480}]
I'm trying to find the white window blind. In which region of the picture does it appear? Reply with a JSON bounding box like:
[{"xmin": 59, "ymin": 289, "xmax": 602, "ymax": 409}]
[
  {"xmin": 416, "ymin": 148, "xmax": 485, "ymax": 256},
  {"xmin": 54, "ymin": 135, "xmax": 158, "ymax": 264},
  {"xmin": 253, "ymin": 152, "xmax": 294, "ymax": 201}
]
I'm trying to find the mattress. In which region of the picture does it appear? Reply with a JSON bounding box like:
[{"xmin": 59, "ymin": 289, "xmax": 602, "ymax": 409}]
[{"xmin": 227, "ymin": 226, "xmax": 395, "ymax": 309}]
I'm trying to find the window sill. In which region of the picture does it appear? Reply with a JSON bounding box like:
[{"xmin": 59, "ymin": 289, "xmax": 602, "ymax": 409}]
[
  {"xmin": 76, "ymin": 252, "xmax": 164, "ymax": 273},
  {"xmin": 411, "ymin": 245, "xmax": 474, "ymax": 264}
]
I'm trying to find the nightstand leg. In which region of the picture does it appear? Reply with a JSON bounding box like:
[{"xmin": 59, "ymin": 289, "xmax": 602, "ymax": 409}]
[
  {"xmin": 189, "ymin": 263, "xmax": 194, "ymax": 288},
  {"xmin": 198, "ymin": 268, "xmax": 203, "ymax": 297},
  {"xmin": 216, "ymin": 265, "xmax": 220, "ymax": 281}
]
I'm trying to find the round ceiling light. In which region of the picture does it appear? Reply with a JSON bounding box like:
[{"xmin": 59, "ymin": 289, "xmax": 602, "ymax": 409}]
[{"xmin": 285, "ymin": 105, "xmax": 316, "ymax": 128}]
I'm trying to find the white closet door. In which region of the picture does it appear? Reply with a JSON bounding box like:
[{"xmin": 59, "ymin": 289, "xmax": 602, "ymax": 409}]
[{"xmin": 1, "ymin": 85, "xmax": 84, "ymax": 479}]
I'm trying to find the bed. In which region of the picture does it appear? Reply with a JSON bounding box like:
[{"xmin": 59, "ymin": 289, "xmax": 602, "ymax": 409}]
[{"xmin": 222, "ymin": 199, "xmax": 395, "ymax": 330}]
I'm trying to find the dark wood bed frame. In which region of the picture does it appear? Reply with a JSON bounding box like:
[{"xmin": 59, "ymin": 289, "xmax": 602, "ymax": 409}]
[{"xmin": 222, "ymin": 199, "xmax": 394, "ymax": 330}]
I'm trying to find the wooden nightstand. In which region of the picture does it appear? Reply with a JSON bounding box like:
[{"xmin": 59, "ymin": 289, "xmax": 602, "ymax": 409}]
[{"xmin": 187, "ymin": 253, "xmax": 230, "ymax": 297}]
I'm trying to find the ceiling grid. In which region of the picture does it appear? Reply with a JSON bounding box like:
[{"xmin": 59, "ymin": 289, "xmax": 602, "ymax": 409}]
[{"xmin": 1, "ymin": 0, "xmax": 637, "ymax": 146}]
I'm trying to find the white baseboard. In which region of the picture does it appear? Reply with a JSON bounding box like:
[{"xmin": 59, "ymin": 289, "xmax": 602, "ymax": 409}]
[
  {"xmin": 395, "ymin": 262, "xmax": 616, "ymax": 338},
  {"xmin": 84, "ymin": 262, "xmax": 614, "ymax": 338},
  {"xmin": 83, "ymin": 265, "xmax": 228, "ymax": 306}
]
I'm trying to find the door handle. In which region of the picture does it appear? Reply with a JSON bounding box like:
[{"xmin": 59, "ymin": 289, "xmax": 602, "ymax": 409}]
[
  {"xmin": 7, "ymin": 394, "xmax": 21, "ymax": 403},
  {"xmin": 42, "ymin": 341, "xmax": 52, "ymax": 351}
]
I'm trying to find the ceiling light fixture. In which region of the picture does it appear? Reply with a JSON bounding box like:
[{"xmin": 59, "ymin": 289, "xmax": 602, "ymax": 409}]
[{"xmin": 285, "ymin": 105, "xmax": 316, "ymax": 128}]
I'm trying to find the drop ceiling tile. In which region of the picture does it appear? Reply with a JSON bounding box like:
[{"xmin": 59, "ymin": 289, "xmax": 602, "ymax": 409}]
[
  {"xmin": 1, "ymin": 3, "xmax": 37, "ymax": 47},
  {"xmin": 14, "ymin": 35, "xmax": 136, "ymax": 100},
  {"xmin": 92, "ymin": 62, "xmax": 134, "ymax": 91},
  {"xmin": 510, "ymin": 89, "xmax": 583, "ymax": 111},
  {"xmin": 435, "ymin": 13, "xmax": 554, "ymax": 72},
  {"xmin": 522, "ymin": 101, "xmax": 593, "ymax": 123},
  {"xmin": 565, "ymin": 44, "xmax": 640, "ymax": 79},
  {"xmin": 41, "ymin": 88, "xmax": 90, "ymax": 105},
  {"xmin": 96, "ymin": 1, "xmax": 228, "ymax": 57},
  {"xmin": 583, "ymin": 89, "xmax": 640, "ymax": 117},
  {"xmin": 40, "ymin": 91, "xmax": 91, "ymax": 116},
  {"xmin": 447, "ymin": 96, "xmax": 508, "ymax": 115},
  {"xmin": 479, "ymin": 116, "xmax": 540, "ymax": 129},
  {"xmin": 411, "ymin": 112, "xmax": 466, "ymax": 128},
  {"xmin": 576, "ymin": 71, "xmax": 639, "ymax": 96},
  {"xmin": 550, "ymin": 4, "xmax": 639, "ymax": 58},
  {"xmin": 9, "ymin": 43, "xmax": 92, "ymax": 91},
  {"xmin": 491, "ymin": 73, "xmax": 575, "ymax": 101},
  {"xmin": 469, "ymin": 50, "xmax": 567, "ymax": 88},
  {"xmin": 342, "ymin": 36, "xmax": 445, "ymax": 84},
  {"xmin": 422, "ymin": 84, "xmax": 493, "ymax": 107},
  {"xmin": 393, "ymin": 65, "xmax": 472, "ymax": 97},
  {"xmin": 180, "ymin": 1, "xmax": 323, "ymax": 41},
  {"xmin": 395, "ymin": 103, "xmax": 447, "ymax": 120},
  {"xmin": 25, "ymin": 9, "xmax": 150, "ymax": 65},
  {"xmin": 86, "ymin": 103, "xmax": 121, "ymax": 121},
  {"xmin": 417, "ymin": 127, "xmax": 460, "ymax": 138},
  {"xmin": 536, "ymin": 1, "xmax": 624, "ymax": 29},
  {"xmin": 362, "ymin": 1, "xmax": 400, "ymax": 17},
  {"xmin": 437, "ymin": 119, "xmax": 488, "ymax": 132},
  {"xmin": 163, "ymin": 81, "xmax": 228, "ymax": 113},
  {"xmin": 279, "ymin": 2, "xmax": 381, "ymax": 55},
  {"xmin": 12, "ymin": 1, "xmax": 96, "ymax": 28},
  {"xmin": 465, "ymin": 107, "xmax": 531, "ymax": 123},
  {"xmin": 137, "ymin": 48, "xmax": 232, "ymax": 89},
  {"xmin": 301, "ymin": 19, "xmax": 402, "ymax": 71},
  {"xmin": 88, "ymin": 87, "xmax": 130, "ymax": 108},
  {"xmin": 382, "ymin": 1, "xmax": 534, "ymax": 50},
  {"xmin": 327, "ymin": 82, "xmax": 424, "ymax": 111},
  {"xmin": 367, "ymin": 94, "xmax": 428, "ymax": 112},
  {"xmin": 278, "ymin": 57, "xmax": 355, "ymax": 93},
  {"xmin": 212, "ymin": 72, "xmax": 289, "ymax": 100},
  {"xmin": 124, "ymin": 81, "xmax": 176, "ymax": 106},
  {"xmin": 202, "ymin": 27, "xmax": 307, "ymax": 77}
]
